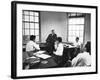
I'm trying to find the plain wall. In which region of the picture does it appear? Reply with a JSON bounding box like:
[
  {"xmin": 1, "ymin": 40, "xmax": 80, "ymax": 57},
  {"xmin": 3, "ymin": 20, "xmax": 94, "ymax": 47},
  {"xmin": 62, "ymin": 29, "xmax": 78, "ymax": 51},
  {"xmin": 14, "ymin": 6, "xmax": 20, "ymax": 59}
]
[{"xmin": 40, "ymin": 11, "xmax": 68, "ymax": 42}]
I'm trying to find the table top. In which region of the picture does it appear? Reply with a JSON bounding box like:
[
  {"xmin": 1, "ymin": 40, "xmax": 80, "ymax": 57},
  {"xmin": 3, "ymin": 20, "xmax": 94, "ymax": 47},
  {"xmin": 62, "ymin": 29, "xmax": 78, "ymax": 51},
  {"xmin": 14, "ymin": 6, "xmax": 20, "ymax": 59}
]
[
  {"xmin": 38, "ymin": 57, "xmax": 58, "ymax": 68},
  {"xmin": 28, "ymin": 51, "xmax": 58, "ymax": 69}
]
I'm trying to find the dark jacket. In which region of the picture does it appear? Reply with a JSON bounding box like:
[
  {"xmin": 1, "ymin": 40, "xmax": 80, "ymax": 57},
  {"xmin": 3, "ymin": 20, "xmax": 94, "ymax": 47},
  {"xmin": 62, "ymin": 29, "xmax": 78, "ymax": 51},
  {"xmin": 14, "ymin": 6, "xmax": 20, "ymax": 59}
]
[{"xmin": 46, "ymin": 34, "xmax": 57, "ymax": 45}]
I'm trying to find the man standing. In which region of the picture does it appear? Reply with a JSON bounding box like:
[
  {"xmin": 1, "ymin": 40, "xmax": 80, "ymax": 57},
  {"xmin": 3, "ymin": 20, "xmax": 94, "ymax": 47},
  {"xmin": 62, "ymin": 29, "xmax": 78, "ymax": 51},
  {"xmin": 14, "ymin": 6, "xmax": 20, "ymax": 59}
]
[{"xmin": 46, "ymin": 29, "xmax": 57, "ymax": 54}]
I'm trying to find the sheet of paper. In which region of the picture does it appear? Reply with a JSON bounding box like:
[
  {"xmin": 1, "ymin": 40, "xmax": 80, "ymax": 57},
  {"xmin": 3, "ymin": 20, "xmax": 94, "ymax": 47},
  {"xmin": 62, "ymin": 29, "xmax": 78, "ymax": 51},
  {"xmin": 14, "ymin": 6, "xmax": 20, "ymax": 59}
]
[
  {"xmin": 35, "ymin": 54, "xmax": 51, "ymax": 59},
  {"xmin": 26, "ymin": 56, "xmax": 37, "ymax": 59},
  {"xmin": 34, "ymin": 51, "xmax": 46, "ymax": 55},
  {"xmin": 68, "ymin": 45, "xmax": 76, "ymax": 48}
]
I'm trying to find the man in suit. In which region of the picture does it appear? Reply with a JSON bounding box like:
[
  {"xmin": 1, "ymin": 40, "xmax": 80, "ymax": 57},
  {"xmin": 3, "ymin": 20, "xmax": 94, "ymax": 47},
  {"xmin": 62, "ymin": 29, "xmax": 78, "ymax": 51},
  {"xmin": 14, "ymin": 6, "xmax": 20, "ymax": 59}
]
[{"xmin": 46, "ymin": 29, "xmax": 57, "ymax": 55}]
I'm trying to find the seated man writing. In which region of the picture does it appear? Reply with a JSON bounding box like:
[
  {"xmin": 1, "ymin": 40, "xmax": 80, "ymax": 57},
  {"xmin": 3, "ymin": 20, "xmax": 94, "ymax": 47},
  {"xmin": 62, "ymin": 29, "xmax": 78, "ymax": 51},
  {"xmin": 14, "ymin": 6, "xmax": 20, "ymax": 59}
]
[
  {"xmin": 52, "ymin": 37, "xmax": 64, "ymax": 64},
  {"xmin": 26, "ymin": 35, "xmax": 40, "ymax": 57}
]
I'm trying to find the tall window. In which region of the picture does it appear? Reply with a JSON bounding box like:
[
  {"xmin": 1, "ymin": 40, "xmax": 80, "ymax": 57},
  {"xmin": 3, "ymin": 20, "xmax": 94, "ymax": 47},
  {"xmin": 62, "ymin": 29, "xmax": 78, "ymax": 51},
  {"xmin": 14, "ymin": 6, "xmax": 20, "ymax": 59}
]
[
  {"xmin": 68, "ymin": 13, "xmax": 84, "ymax": 43},
  {"xmin": 22, "ymin": 10, "xmax": 40, "ymax": 42}
]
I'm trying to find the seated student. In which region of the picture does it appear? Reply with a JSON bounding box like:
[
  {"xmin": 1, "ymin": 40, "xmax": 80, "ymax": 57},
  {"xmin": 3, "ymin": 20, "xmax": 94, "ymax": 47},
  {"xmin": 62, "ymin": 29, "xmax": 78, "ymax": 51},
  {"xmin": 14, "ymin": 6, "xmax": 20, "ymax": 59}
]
[
  {"xmin": 74, "ymin": 37, "xmax": 81, "ymax": 48},
  {"xmin": 72, "ymin": 41, "xmax": 91, "ymax": 67},
  {"xmin": 73, "ymin": 37, "xmax": 82, "ymax": 57},
  {"xmin": 26, "ymin": 35, "xmax": 40, "ymax": 57},
  {"xmin": 52, "ymin": 37, "xmax": 64, "ymax": 64}
]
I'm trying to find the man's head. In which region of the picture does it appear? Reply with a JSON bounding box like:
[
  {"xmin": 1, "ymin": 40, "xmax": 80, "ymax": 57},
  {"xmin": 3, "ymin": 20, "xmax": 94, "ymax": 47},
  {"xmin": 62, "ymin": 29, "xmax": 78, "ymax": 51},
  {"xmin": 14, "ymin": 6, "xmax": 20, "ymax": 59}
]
[
  {"xmin": 30, "ymin": 35, "xmax": 36, "ymax": 41},
  {"xmin": 56, "ymin": 37, "xmax": 62, "ymax": 44},
  {"xmin": 51, "ymin": 29, "xmax": 55, "ymax": 34},
  {"xmin": 76, "ymin": 37, "xmax": 79, "ymax": 42},
  {"xmin": 85, "ymin": 41, "xmax": 91, "ymax": 54}
]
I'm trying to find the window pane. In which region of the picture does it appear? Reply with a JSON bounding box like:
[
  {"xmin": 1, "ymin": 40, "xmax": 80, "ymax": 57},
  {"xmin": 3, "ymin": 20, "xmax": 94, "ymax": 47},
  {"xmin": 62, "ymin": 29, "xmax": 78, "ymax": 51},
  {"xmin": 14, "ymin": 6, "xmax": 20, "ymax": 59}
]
[
  {"xmin": 72, "ymin": 37, "xmax": 76, "ymax": 42},
  {"xmin": 75, "ymin": 25, "xmax": 79, "ymax": 31},
  {"xmin": 35, "ymin": 23, "xmax": 39, "ymax": 29},
  {"xmin": 30, "ymin": 16, "xmax": 34, "ymax": 22},
  {"xmin": 25, "ymin": 16, "xmax": 29, "ymax": 21},
  {"xmin": 69, "ymin": 18, "xmax": 84, "ymax": 24},
  {"xmin": 36, "ymin": 36, "xmax": 39, "ymax": 42},
  {"xmin": 79, "ymin": 31, "xmax": 84, "ymax": 36},
  {"xmin": 72, "ymin": 31, "xmax": 76, "ymax": 36},
  {"xmin": 25, "ymin": 23, "xmax": 29, "ymax": 28},
  {"xmin": 68, "ymin": 37, "xmax": 72, "ymax": 42},
  {"xmin": 35, "ymin": 12, "xmax": 39, "ymax": 16},
  {"xmin": 79, "ymin": 25, "xmax": 84, "ymax": 30},
  {"xmin": 30, "ymin": 12, "xmax": 34, "ymax": 16},
  {"xmin": 35, "ymin": 17, "xmax": 39, "ymax": 22},
  {"xmin": 25, "ymin": 29, "xmax": 29, "ymax": 35},
  {"xmin": 69, "ymin": 18, "xmax": 77, "ymax": 24},
  {"xmin": 69, "ymin": 31, "xmax": 74, "ymax": 36},
  {"xmin": 70, "ymin": 13, "xmax": 76, "ymax": 16},
  {"xmin": 77, "ymin": 13, "xmax": 82, "ymax": 16},
  {"xmin": 69, "ymin": 31, "xmax": 76, "ymax": 36},
  {"xmin": 30, "ymin": 23, "xmax": 34, "ymax": 29},
  {"xmin": 68, "ymin": 36, "xmax": 75, "ymax": 42},
  {"xmin": 75, "ymin": 31, "xmax": 80, "ymax": 37},
  {"xmin": 80, "ymin": 18, "xmax": 84, "ymax": 24},
  {"xmin": 72, "ymin": 25, "xmax": 76, "ymax": 30},
  {"xmin": 30, "ymin": 30, "xmax": 35, "ymax": 35},
  {"xmin": 80, "ymin": 37, "xmax": 83, "ymax": 43},
  {"xmin": 69, "ymin": 25, "xmax": 74, "ymax": 30},
  {"xmin": 69, "ymin": 19, "xmax": 74, "ymax": 24},
  {"xmin": 35, "ymin": 30, "xmax": 39, "ymax": 35},
  {"xmin": 76, "ymin": 18, "xmax": 80, "ymax": 24},
  {"xmin": 24, "ymin": 11, "xmax": 29, "ymax": 15}
]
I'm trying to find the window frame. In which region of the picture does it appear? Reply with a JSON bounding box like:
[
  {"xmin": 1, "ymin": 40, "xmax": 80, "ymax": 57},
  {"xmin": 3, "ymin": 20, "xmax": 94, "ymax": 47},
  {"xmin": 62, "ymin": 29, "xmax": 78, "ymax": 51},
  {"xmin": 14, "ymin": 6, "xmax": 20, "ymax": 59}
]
[
  {"xmin": 22, "ymin": 10, "xmax": 41, "ymax": 42},
  {"xmin": 67, "ymin": 13, "xmax": 85, "ymax": 43}
]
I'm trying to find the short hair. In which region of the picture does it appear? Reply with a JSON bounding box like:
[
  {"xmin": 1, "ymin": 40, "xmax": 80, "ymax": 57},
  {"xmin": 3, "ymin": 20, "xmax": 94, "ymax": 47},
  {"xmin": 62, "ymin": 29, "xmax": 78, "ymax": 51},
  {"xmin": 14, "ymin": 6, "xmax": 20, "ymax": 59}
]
[
  {"xmin": 51, "ymin": 29, "xmax": 54, "ymax": 32},
  {"xmin": 30, "ymin": 35, "xmax": 36, "ymax": 41},
  {"xmin": 56, "ymin": 37, "xmax": 62, "ymax": 42},
  {"xmin": 76, "ymin": 37, "xmax": 79, "ymax": 40},
  {"xmin": 85, "ymin": 41, "xmax": 91, "ymax": 54}
]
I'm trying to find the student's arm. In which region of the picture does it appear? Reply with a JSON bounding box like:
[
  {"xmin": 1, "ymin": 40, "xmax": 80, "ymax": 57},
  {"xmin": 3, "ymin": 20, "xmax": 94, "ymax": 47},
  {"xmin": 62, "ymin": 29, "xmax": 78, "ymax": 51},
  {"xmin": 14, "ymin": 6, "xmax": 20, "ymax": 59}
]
[
  {"xmin": 54, "ymin": 44, "xmax": 63, "ymax": 56},
  {"xmin": 33, "ymin": 42, "xmax": 40, "ymax": 50}
]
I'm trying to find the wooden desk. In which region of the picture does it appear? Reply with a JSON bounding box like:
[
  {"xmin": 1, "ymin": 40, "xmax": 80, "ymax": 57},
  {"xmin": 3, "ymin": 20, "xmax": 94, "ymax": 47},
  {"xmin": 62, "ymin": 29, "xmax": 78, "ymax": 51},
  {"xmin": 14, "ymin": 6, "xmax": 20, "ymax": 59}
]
[
  {"xmin": 29, "ymin": 52, "xmax": 58, "ymax": 69},
  {"xmin": 39, "ymin": 43, "xmax": 47, "ymax": 50},
  {"xmin": 63, "ymin": 46, "xmax": 80, "ymax": 60},
  {"xmin": 38, "ymin": 57, "xmax": 58, "ymax": 68}
]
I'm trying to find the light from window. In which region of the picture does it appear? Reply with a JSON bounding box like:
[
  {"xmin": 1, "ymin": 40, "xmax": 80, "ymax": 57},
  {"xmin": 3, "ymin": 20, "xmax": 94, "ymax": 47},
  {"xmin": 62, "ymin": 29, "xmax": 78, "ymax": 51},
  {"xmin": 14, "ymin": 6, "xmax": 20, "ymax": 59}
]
[
  {"xmin": 68, "ymin": 16, "xmax": 84, "ymax": 43},
  {"xmin": 22, "ymin": 10, "xmax": 40, "ymax": 42}
]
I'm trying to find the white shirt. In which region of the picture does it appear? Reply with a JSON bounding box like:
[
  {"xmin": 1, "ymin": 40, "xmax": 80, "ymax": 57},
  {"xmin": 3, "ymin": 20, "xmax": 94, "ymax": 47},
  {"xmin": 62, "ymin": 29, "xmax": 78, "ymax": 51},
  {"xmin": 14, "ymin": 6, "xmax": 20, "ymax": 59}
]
[
  {"xmin": 26, "ymin": 41, "xmax": 40, "ymax": 52},
  {"xmin": 54, "ymin": 43, "xmax": 64, "ymax": 56},
  {"xmin": 72, "ymin": 52, "xmax": 91, "ymax": 67},
  {"xmin": 74, "ymin": 41, "xmax": 81, "ymax": 48}
]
